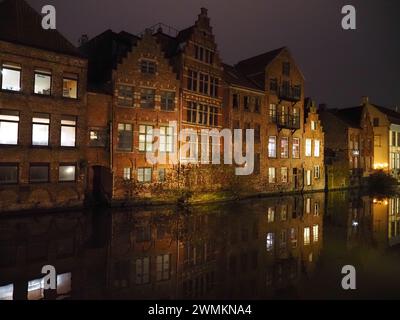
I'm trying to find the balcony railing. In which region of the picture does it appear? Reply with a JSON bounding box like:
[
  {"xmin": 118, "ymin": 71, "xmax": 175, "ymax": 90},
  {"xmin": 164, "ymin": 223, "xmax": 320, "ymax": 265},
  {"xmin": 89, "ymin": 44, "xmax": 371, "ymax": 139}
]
[
  {"xmin": 272, "ymin": 113, "xmax": 301, "ymax": 130},
  {"xmin": 278, "ymin": 85, "xmax": 302, "ymax": 102}
]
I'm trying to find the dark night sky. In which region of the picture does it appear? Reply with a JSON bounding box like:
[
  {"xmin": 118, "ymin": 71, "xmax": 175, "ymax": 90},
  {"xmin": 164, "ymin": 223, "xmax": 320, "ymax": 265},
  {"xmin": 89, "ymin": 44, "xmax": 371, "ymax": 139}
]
[{"xmin": 27, "ymin": 0, "xmax": 400, "ymax": 108}]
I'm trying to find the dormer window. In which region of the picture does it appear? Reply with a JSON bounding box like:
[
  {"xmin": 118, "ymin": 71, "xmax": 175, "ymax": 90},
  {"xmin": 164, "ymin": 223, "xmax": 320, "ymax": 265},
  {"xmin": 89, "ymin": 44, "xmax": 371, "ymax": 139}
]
[{"xmin": 141, "ymin": 60, "xmax": 156, "ymax": 74}]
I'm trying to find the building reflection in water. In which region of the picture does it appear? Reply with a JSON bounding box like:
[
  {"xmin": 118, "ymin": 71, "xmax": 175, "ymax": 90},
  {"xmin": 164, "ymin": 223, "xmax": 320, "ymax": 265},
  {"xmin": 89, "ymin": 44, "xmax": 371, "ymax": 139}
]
[{"xmin": 1, "ymin": 191, "xmax": 400, "ymax": 300}]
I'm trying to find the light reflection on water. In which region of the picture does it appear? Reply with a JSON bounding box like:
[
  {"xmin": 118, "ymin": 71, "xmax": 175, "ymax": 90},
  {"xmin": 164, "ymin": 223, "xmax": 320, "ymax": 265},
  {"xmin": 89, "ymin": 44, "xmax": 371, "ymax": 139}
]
[{"xmin": 1, "ymin": 190, "xmax": 400, "ymax": 300}]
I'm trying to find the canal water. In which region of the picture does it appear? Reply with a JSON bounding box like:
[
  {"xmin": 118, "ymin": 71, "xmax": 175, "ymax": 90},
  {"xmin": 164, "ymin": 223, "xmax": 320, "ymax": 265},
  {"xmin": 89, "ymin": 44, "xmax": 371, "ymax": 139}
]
[{"xmin": 1, "ymin": 190, "xmax": 400, "ymax": 300}]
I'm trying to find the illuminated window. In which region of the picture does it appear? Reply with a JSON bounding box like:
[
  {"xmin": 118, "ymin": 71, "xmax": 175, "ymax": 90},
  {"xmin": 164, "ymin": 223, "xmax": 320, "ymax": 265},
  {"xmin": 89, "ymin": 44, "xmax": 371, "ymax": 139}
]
[
  {"xmin": 32, "ymin": 113, "xmax": 50, "ymax": 146},
  {"xmin": 135, "ymin": 257, "xmax": 150, "ymax": 285},
  {"xmin": 306, "ymin": 198, "xmax": 311, "ymax": 214},
  {"xmin": 304, "ymin": 227, "xmax": 311, "ymax": 246},
  {"xmin": 269, "ymin": 167, "xmax": 276, "ymax": 184},
  {"xmin": 140, "ymin": 60, "xmax": 156, "ymax": 74},
  {"xmin": 138, "ymin": 168, "xmax": 152, "ymax": 183},
  {"xmin": 0, "ymin": 110, "xmax": 19, "ymax": 145},
  {"xmin": 1, "ymin": 63, "xmax": 21, "ymax": 91},
  {"xmin": 267, "ymin": 207, "xmax": 275, "ymax": 223},
  {"xmin": 29, "ymin": 164, "xmax": 49, "ymax": 183},
  {"xmin": 290, "ymin": 228, "xmax": 298, "ymax": 248},
  {"xmin": 156, "ymin": 254, "xmax": 171, "ymax": 281},
  {"xmin": 89, "ymin": 129, "xmax": 106, "ymax": 147},
  {"xmin": 313, "ymin": 225, "xmax": 319, "ymax": 242},
  {"xmin": 34, "ymin": 69, "xmax": 51, "ymax": 95},
  {"xmin": 161, "ymin": 91, "xmax": 175, "ymax": 111},
  {"xmin": 63, "ymin": 73, "xmax": 78, "ymax": 99},
  {"xmin": 306, "ymin": 170, "xmax": 312, "ymax": 186},
  {"xmin": 314, "ymin": 165, "xmax": 321, "ymax": 179},
  {"xmin": 311, "ymin": 121, "xmax": 316, "ymax": 131},
  {"xmin": 281, "ymin": 167, "xmax": 288, "ymax": 183},
  {"xmin": 292, "ymin": 137, "xmax": 300, "ymax": 158},
  {"xmin": 314, "ymin": 140, "xmax": 320, "ymax": 157},
  {"xmin": 123, "ymin": 168, "xmax": 131, "ymax": 181},
  {"xmin": 266, "ymin": 233, "xmax": 274, "ymax": 252},
  {"xmin": 0, "ymin": 164, "xmax": 18, "ymax": 185},
  {"xmin": 140, "ymin": 88, "xmax": 155, "ymax": 109},
  {"xmin": 160, "ymin": 126, "xmax": 174, "ymax": 153},
  {"xmin": 139, "ymin": 125, "xmax": 153, "ymax": 152},
  {"xmin": 268, "ymin": 136, "xmax": 277, "ymax": 158},
  {"xmin": 305, "ymin": 139, "xmax": 312, "ymax": 157},
  {"xmin": 0, "ymin": 284, "xmax": 13, "ymax": 300},
  {"xmin": 59, "ymin": 165, "xmax": 76, "ymax": 182},
  {"xmin": 117, "ymin": 85, "xmax": 133, "ymax": 107},
  {"xmin": 117, "ymin": 123, "xmax": 133, "ymax": 151},
  {"xmin": 281, "ymin": 137, "xmax": 289, "ymax": 158},
  {"xmin": 61, "ymin": 117, "xmax": 76, "ymax": 147}
]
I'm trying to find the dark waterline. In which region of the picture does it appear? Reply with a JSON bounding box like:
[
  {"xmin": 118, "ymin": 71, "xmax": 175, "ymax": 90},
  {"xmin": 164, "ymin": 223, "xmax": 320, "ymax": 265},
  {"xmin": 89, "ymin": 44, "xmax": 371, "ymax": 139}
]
[{"xmin": 1, "ymin": 190, "xmax": 400, "ymax": 300}]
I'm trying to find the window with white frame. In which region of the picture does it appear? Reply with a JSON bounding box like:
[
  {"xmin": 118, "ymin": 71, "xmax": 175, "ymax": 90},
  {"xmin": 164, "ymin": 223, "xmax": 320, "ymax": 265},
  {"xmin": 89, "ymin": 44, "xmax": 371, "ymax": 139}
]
[
  {"xmin": 305, "ymin": 139, "xmax": 312, "ymax": 157},
  {"xmin": 61, "ymin": 117, "xmax": 76, "ymax": 147},
  {"xmin": 304, "ymin": 227, "xmax": 311, "ymax": 246},
  {"xmin": 314, "ymin": 140, "xmax": 320, "ymax": 157},
  {"xmin": 139, "ymin": 125, "xmax": 153, "ymax": 152},
  {"xmin": 280, "ymin": 137, "xmax": 289, "ymax": 158},
  {"xmin": 138, "ymin": 168, "xmax": 152, "ymax": 183},
  {"xmin": 269, "ymin": 167, "xmax": 276, "ymax": 184},
  {"xmin": 313, "ymin": 225, "xmax": 319, "ymax": 242},
  {"xmin": 123, "ymin": 168, "xmax": 131, "ymax": 181},
  {"xmin": 281, "ymin": 167, "xmax": 288, "ymax": 183},
  {"xmin": 0, "ymin": 110, "xmax": 19, "ymax": 145},
  {"xmin": 268, "ymin": 136, "xmax": 277, "ymax": 158},
  {"xmin": 1, "ymin": 63, "xmax": 21, "ymax": 91},
  {"xmin": 32, "ymin": 113, "xmax": 50, "ymax": 146},
  {"xmin": 34, "ymin": 69, "xmax": 51, "ymax": 95},
  {"xmin": 160, "ymin": 126, "xmax": 174, "ymax": 153}
]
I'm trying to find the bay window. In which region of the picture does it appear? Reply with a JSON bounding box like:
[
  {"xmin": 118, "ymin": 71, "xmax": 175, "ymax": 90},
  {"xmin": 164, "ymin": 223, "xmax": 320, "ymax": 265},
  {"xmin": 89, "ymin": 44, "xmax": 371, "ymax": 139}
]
[
  {"xmin": 34, "ymin": 69, "xmax": 51, "ymax": 95},
  {"xmin": 61, "ymin": 116, "xmax": 76, "ymax": 147},
  {"xmin": 0, "ymin": 110, "xmax": 19, "ymax": 145},
  {"xmin": 63, "ymin": 73, "xmax": 78, "ymax": 99},
  {"xmin": 59, "ymin": 165, "xmax": 76, "ymax": 182},
  {"xmin": 32, "ymin": 113, "xmax": 50, "ymax": 146},
  {"xmin": 1, "ymin": 63, "xmax": 21, "ymax": 91}
]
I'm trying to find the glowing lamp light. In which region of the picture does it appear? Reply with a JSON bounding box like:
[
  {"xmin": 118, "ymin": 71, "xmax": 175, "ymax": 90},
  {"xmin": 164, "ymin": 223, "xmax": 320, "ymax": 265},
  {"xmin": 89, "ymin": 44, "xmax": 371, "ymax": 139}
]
[
  {"xmin": 65, "ymin": 167, "xmax": 75, "ymax": 174},
  {"xmin": 352, "ymin": 221, "xmax": 359, "ymax": 227},
  {"xmin": 373, "ymin": 163, "xmax": 388, "ymax": 170}
]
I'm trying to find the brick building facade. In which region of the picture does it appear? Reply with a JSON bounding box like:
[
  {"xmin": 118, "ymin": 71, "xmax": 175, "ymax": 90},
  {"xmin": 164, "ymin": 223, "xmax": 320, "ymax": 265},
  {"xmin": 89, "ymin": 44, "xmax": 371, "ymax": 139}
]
[{"xmin": 0, "ymin": 0, "xmax": 88, "ymax": 211}]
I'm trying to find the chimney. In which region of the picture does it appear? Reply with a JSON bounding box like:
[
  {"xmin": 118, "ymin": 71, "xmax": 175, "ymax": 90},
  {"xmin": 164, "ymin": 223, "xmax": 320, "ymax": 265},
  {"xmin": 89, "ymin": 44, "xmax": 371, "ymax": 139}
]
[
  {"xmin": 362, "ymin": 96, "xmax": 369, "ymax": 105},
  {"xmin": 78, "ymin": 34, "xmax": 89, "ymax": 47},
  {"xmin": 200, "ymin": 7, "xmax": 208, "ymax": 16}
]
